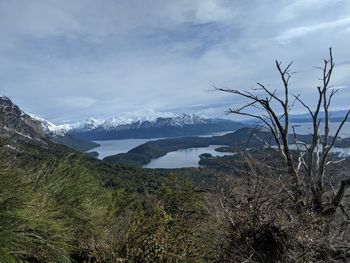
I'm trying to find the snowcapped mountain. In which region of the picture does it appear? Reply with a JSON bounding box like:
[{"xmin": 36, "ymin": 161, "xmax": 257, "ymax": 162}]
[
  {"xmin": 61, "ymin": 113, "xmax": 213, "ymax": 133},
  {"xmin": 168, "ymin": 114, "xmax": 207, "ymax": 126},
  {"xmin": 0, "ymin": 95, "xmax": 245, "ymax": 142},
  {"xmin": 101, "ymin": 117, "xmax": 134, "ymax": 130},
  {"xmin": 13, "ymin": 110, "xmax": 243, "ymax": 141},
  {"xmin": 28, "ymin": 113, "xmax": 68, "ymax": 137},
  {"xmin": 65, "ymin": 113, "xmax": 244, "ymax": 140},
  {"xmin": 62, "ymin": 118, "xmax": 105, "ymax": 132}
]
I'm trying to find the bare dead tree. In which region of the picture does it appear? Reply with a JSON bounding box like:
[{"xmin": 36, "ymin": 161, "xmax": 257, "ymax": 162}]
[{"xmin": 217, "ymin": 48, "xmax": 350, "ymax": 216}]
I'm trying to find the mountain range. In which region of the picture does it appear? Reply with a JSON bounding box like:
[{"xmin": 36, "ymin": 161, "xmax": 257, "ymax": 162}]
[
  {"xmin": 0, "ymin": 96, "xmax": 245, "ymax": 150},
  {"xmin": 61, "ymin": 114, "xmax": 245, "ymax": 140}
]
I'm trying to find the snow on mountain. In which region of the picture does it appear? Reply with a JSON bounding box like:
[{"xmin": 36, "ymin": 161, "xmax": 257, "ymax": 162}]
[
  {"xmin": 59, "ymin": 113, "xmax": 206, "ymax": 132},
  {"xmin": 0, "ymin": 96, "xmax": 47, "ymax": 139},
  {"xmin": 27, "ymin": 113, "xmax": 68, "ymax": 136},
  {"xmin": 169, "ymin": 113, "xmax": 207, "ymax": 126},
  {"xmin": 1, "ymin": 96, "xmax": 218, "ymax": 136},
  {"xmin": 61, "ymin": 118, "xmax": 104, "ymax": 132},
  {"xmin": 1, "ymin": 96, "xmax": 242, "ymax": 143},
  {"xmin": 101, "ymin": 116, "xmax": 135, "ymax": 130}
]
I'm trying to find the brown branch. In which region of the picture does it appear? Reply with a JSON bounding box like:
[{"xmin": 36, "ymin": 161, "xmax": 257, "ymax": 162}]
[
  {"xmin": 256, "ymin": 83, "xmax": 284, "ymax": 106},
  {"xmin": 323, "ymin": 177, "xmax": 350, "ymax": 216}
]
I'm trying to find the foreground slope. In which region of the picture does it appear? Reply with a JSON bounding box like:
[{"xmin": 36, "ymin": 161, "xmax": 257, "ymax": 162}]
[{"xmin": 0, "ymin": 97, "xmax": 211, "ymax": 262}]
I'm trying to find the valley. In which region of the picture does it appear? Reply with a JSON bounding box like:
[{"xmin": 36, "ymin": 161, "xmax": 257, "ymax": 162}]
[
  {"xmin": 2, "ymin": 2, "xmax": 350, "ymax": 261},
  {"xmin": 2, "ymin": 92, "xmax": 350, "ymax": 262}
]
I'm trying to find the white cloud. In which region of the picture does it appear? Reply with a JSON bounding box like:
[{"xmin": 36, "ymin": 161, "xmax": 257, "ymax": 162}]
[
  {"xmin": 0, "ymin": 0, "xmax": 349, "ymax": 122},
  {"xmin": 278, "ymin": 0, "xmax": 344, "ymax": 21},
  {"xmin": 0, "ymin": 0, "xmax": 236, "ymax": 45},
  {"xmin": 52, "ymin": 96, "xmax": 97, "ymax": 108},
  {"xmin": 275, "ymin": 17, "xmax": 350, "ymax": 42}
]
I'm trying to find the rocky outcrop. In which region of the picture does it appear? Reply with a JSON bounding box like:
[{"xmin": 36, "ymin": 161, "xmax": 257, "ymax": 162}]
[{"xmin": 0, "ymin": 96, "xmax": 46, "ymax": 139}]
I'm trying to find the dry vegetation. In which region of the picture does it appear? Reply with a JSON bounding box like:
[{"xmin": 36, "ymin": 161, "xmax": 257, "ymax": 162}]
[{"xmin": 210, "ymin": 48, "xmax": 350, "ymax": 262}]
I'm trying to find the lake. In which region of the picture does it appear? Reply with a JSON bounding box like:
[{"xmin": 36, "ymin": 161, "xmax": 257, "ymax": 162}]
[
  {"xmin": 291, "ymin": 122, "xmax": 350, "ymax": 138},
  {"xmin": 289, "ymin": 122, "xmax": 350, "ymax": 157},
  {"xmin": 88, "ymin": 138, "xmax": 161, "ymax": 159},
  {"xmin": 143, "ymin": 145, "xmax": 235, "ymax": 169},
  {"xmin": 88, "ymin": 130, "xmax": 234, "ymax": 160},
  {"xmin": 88, "ymin": 124, "xmax": 350, "ymax": 168}
]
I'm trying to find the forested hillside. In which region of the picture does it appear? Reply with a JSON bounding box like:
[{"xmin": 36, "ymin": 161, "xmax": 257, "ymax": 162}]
[{"xmin": 0, "ymin": 133, "xmax": 214, "ymax": 262}]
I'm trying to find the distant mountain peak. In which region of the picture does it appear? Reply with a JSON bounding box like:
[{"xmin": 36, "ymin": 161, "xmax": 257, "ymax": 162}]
[
  {"xmin": 102, "ymin": 116, "xmax": 134, "ymax": 129},
  {"xmin": 28, "ymin": 113, "xmax": 67, "ymax": 137},
  {"xmin": 63, "ymin": 112, "xmax": 244, "ymax": 140},
  {"xmin": 57, "ymin": 112, "xmax": 208, "ymax": 133}
]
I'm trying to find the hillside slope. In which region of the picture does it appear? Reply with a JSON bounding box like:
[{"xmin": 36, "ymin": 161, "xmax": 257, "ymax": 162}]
[{"xmin": 0, "ymin": 96, "xmax": 99, "ymax": 151}]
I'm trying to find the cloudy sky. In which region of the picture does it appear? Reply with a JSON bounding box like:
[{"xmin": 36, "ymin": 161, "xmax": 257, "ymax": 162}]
[{"xmin": 1, "ymin": 0, "xmax": 349, "ymax": 123}]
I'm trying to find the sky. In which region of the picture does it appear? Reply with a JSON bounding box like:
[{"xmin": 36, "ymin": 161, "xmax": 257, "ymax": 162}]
[{"xmin": 0, "ymin": 0, "xmax": 350, "ymax": 123}]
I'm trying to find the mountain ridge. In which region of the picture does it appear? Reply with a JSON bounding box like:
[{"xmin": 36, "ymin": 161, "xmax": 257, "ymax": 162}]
[
  {"xmin": 0, "ymin": 96, "xmax": 244, "ymax": 149},
  {"xmin": 0, "ymin": 96, "xmax": 98, "ymax": 151},
  {"xmin": 66, "ymin": 114, "xmax": 245, "ymax": 140},
  {"xmin": 52, "ymin": 113, "xmax": 235, "ymax": 132},
  {"xmin": 22, "ymin": 107, "xmax": 245, "ymax": 141}
]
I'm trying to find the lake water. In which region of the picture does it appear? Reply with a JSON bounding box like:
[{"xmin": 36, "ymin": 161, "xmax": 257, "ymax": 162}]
[
  {"xmin": 332, "ymin": 147, "xmax": 350, "ymax": 157},
  {"xmin": 88, "ymin": 124, "xmax": 350, "ymax": 168},
  {"xmin": 88, "ymin": 130, "xmax": 234, "ymax": 159},
  {"xmin": 291, "ymin": 122, "xmax": 350, "ymax": 138},
  {"xmin": 143, "ymin": 145, "xmax": 235, "ymax": 169},
  {"xmin": 278, "ymin": 144, "xmax": 350, "ymax": 158},
  {"xmin": 88, "ymin": 138, "xmax": 162, "ymax": 159},
  {"xmin": 290, "ymin": 122, "xmax": 350, "ymax": 157}
]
